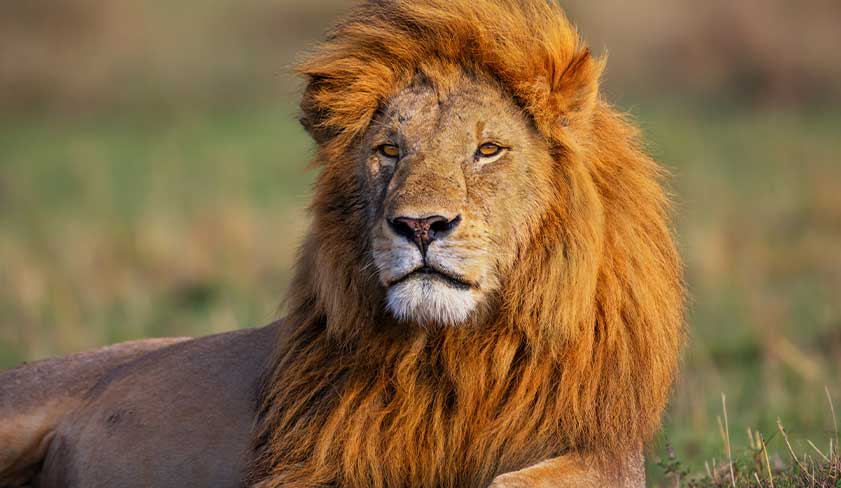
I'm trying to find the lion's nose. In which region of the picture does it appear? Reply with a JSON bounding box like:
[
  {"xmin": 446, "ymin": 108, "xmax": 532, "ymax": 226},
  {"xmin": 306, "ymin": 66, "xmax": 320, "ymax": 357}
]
[{"xmin": 388, "ymin": 214, "xmax": 461, "ymax": 255}]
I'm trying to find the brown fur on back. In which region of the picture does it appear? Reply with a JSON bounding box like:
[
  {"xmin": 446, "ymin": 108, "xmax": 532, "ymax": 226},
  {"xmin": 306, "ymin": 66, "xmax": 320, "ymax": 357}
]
[
  {"xmin": 0, "ymin": 338, "xmax": 187, "ymax": 486},
  {"xmin": 250, "ymin": 1, "xmax": 685, "ymax": 487}
]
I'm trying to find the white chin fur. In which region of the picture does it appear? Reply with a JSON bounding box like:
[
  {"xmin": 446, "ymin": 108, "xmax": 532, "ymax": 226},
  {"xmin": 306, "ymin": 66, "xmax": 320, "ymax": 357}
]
[{"xmin": 386, "ymin": 276, "xmax": 476, "ymax": 326}]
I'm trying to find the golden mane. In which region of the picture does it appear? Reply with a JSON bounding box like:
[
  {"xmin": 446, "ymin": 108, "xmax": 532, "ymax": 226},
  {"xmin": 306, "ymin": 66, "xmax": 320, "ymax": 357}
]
[{"xmin": 250, "ymin": 1, "xmax": 685, "ymax": 486}]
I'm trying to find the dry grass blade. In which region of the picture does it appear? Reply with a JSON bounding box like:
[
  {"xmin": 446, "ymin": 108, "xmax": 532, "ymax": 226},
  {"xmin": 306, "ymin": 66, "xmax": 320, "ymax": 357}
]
[
  {"xmin": 721, "ymin": 394, "xmax": 736, "ymax": 487},
  {"xmin": 776, "ymin": 417, "xmax": 819, "ymax": 484},
  {"xmin": 827, "ymin": 387, "xmax": 839, "ymax": 455},
  {"xmin": 806, "ymin": 439, "xmax": 830, "ymax": 463},
  {"xmin": 760, "ymin": 432, "xmax": 775, "ymax": 488}
]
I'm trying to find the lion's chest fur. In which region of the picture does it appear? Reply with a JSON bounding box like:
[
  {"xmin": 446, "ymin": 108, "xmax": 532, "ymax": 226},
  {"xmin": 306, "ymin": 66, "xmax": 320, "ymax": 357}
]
[{"xmin": 255, "ymin": 330, "xmax": 564, "ymax": 487}]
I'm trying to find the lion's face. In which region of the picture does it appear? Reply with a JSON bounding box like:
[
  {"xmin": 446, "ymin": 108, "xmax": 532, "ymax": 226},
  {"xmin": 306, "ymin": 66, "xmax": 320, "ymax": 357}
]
[{"xmin": 361, "ymin": 73, "xmax": 555, "ymax": 326}]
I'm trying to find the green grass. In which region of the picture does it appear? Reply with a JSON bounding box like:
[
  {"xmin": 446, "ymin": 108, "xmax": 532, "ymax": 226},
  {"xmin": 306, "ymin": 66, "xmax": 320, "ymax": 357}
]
[
  {"xmin": 635, "ymin": 102, "xmax": 841, "ymax": 484},
  {"xmin": 0, "ymin": 100, "xmax": 839, "ymax": 485},
  {"xmin": 0, "ymin": 104, "xmax": 314, "ymax": 365}
]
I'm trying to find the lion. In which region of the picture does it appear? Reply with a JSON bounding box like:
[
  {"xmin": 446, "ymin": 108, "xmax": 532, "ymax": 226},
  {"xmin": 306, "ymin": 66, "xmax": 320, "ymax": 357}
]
[{"xmin": 0, "ymin": 0, "xmax": 684, "ymax": 487}]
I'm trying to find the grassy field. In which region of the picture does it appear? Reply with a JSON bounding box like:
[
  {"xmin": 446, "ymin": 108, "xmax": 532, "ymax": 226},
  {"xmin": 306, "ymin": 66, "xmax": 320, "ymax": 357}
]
[
  {"xmin": 3, "ymin": 2, "xmax": 841, "ymax": 485},
  {"xmin": 639, "ymin": 101, "xmax": 841, "ymax": 483},
  {"xmin": 0, "ymin": 104, "xmax": 313, "ymax": 363},
  {"xmin": 1, "ymin": 98, "xmax": 838, "ymax": 484}
]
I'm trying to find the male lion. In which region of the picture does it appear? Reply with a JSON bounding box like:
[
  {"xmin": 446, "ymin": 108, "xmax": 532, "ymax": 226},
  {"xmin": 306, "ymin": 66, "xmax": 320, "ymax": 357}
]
[{"xmin": 0, "ymin": 0, "xmax": 684, "ymax": 487}]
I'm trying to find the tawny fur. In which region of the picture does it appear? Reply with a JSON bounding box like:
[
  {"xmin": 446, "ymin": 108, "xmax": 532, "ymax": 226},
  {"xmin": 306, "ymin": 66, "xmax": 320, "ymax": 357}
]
[
  {"xmin": 250, "ymin": 0, "xmax": 685, "ymax": 487},
  {"xmin": 0, "ymin": 338, "xmax": 188, "ymax": 485}
]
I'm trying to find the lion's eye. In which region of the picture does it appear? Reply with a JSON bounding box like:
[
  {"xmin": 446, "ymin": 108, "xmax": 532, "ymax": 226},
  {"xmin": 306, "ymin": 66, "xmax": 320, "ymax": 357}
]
[
  {"xmin": 378, "ymin": 144, "xmax": 400, "ymax": 158},
  {"xmin": 476, "ymin": 142, "xmax": 503, "ymax": 158}
]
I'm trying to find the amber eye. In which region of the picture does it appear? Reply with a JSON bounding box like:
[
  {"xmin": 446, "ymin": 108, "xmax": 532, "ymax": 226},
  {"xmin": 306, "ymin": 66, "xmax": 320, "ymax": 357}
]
[
  {"xmin": 378, "ymin": 144, "xmax": 400, "ymax": 158},
  {"xmin": 476, "ymin": 142, "xmax": 503, "ymax": 158}
]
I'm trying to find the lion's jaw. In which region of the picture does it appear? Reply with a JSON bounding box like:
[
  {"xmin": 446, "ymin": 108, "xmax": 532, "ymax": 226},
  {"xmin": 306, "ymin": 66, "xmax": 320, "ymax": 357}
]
[{"xmin": 365, "ymin": 74, "xmax": 554, "ymax": 326}]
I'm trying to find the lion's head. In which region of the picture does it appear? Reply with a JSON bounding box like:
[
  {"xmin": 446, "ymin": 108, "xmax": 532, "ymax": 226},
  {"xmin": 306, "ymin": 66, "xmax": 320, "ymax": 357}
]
[
  {"xmin": 252, "ymin": 1, "xmax": 685, "ymax": 486},
  {"xmin": 367, "ymin": 70, "xmax": 560, "ymax": 326}
]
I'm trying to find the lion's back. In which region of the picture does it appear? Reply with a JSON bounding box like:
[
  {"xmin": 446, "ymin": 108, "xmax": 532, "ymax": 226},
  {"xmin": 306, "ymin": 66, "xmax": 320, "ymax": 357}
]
[{"xmin": 33, "ymin": 324, "xmax": 278, "ymax": 488}]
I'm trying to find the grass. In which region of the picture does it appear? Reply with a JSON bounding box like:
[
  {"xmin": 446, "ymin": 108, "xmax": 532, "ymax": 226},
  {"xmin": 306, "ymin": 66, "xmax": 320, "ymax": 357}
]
[
  {"xmin": 635, "ymin": 101, "xmax": 841, "ymax": 484},
  {"xmin": 656, "ymin": 390, "xmax": 840, "ymax": 487},
  {"xmin": 0, "ymin": 104, "xmax": 314, "ymax": 364},
  {"xmin": 0, "ymin": 99, "xmax": 839, "ymax": 486}
]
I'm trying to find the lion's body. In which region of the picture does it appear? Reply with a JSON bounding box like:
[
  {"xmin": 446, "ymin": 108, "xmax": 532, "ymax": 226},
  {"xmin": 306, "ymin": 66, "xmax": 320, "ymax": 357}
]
[
  {"xmin": 0, "ymin": 337, "xmax": 188, "ymax": 486},
  {"xmin": 1, "ymin": 326, "xmax": 277, "ymax": 488},
  {"xmin": 1, "ymin": 324, "xmax": 642, "ymax": 488},
  {"xmin": 1, "ymin": 1, "xmax": 684, "ymax": 487}
]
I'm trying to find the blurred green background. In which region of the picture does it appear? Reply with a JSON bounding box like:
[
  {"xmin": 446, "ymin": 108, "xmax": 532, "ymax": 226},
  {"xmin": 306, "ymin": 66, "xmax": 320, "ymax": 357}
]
[{"xmin": 1, "ymin": 0, "xmax": 839, "ymax": 484}]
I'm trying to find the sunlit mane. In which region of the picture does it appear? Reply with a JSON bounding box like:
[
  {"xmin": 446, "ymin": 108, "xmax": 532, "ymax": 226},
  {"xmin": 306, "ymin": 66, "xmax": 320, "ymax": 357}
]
[{"xmin": 249, "ymin": 1, "xmax": 685, "ymax": 487}]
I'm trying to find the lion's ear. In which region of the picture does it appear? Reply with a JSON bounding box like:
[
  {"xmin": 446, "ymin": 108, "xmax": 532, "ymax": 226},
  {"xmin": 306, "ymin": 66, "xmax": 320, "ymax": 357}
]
[
  {"xmin": 299, "ymin": 79, "xmax": 337, "ymax": 146},
  {"xmin": 547, "ymin": 48, "xmax": 604, "ymax": 131},
  {"xmin": 299, "ymin": 112, "xmax": 336, "ymax": 147}
]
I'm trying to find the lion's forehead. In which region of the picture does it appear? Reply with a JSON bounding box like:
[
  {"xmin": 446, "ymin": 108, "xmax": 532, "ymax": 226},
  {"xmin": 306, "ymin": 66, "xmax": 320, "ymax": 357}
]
[{"xmin": 379, "ymin": 76, "xmax": 522, "ymax": 147}]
